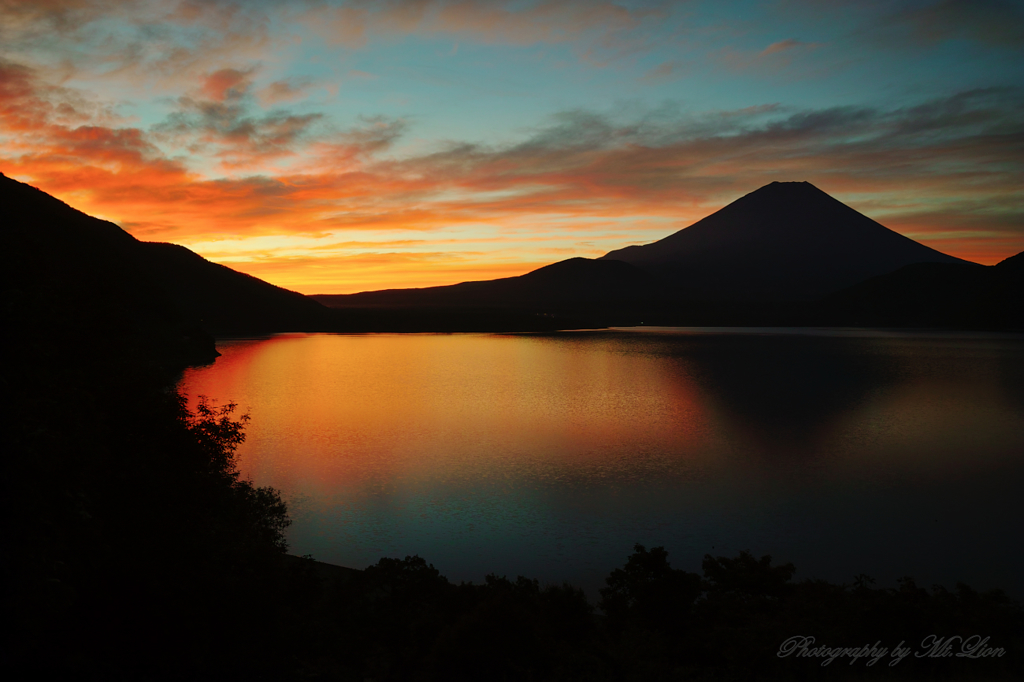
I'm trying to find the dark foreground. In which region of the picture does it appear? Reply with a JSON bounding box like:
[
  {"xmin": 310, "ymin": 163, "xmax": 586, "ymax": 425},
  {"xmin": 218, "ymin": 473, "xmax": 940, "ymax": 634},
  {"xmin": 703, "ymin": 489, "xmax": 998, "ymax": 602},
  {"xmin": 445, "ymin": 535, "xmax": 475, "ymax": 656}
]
[
  {"xmin": 7, "ymin": 331, "xmax": 1021, "ymax": 681},
  {"xmin": 4, "ymin": 175, "xmax": 1022, "ymax": 679},
  {"xmin": 278, "ymin": 546, "xmax": 1023, "ymax": 682},
  {"xmin": 4, "ymin": 301, "xmax": 1022, "ymax": 681}
]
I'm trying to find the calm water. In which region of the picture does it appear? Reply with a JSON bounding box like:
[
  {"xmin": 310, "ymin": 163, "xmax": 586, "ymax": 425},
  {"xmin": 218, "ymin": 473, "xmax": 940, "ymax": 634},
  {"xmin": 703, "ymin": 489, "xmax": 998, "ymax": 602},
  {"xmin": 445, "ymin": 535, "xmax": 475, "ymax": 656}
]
[{"xmin": 178, "ymin": 329, "xmax": 1024, "ymax": 597}]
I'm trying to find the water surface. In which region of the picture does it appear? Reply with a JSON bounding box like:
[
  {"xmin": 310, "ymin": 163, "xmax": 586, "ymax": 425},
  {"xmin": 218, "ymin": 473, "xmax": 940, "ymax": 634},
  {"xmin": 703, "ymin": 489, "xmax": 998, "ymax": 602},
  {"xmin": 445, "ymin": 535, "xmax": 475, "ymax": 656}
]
[{"xmin": 178, "ymin": 329, "xmax": 1024, "ymax": 596}]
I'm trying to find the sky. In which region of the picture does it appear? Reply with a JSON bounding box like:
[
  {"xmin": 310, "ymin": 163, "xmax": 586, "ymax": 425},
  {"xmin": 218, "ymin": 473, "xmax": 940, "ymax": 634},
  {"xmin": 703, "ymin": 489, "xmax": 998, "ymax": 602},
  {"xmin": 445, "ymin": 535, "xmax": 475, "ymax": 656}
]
[{"xmin": 2, "ymin": 0, "xmax": 1022, "ymax": 294}]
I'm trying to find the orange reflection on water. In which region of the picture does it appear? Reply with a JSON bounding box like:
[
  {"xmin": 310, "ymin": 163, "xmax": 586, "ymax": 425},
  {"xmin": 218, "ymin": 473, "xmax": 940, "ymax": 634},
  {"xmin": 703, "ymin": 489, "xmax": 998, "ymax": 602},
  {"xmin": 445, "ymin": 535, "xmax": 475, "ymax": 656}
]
[
  {"xmin": 176, "ymin": 331, "xmax": 1024, "ymax": 595},
  {"xmin": 179, "ymin": 333, "xmax": 720, "ymax": 499}
]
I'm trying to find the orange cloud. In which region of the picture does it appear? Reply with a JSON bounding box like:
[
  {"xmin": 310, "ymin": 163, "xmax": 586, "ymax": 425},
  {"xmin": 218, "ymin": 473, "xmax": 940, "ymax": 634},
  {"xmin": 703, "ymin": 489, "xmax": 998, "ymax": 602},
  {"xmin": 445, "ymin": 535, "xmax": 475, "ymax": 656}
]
[{"xmin": 201, "ymin": 67, "xmax": 255, "ymax": 102}]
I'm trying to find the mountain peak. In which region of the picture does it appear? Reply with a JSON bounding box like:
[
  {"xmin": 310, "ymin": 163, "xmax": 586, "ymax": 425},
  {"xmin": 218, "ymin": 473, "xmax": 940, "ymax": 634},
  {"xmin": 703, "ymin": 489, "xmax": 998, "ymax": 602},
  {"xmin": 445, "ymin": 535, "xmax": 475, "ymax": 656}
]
[{"xmin": 743, "ymin": 179, "xmax": 837, "ymax": 200}]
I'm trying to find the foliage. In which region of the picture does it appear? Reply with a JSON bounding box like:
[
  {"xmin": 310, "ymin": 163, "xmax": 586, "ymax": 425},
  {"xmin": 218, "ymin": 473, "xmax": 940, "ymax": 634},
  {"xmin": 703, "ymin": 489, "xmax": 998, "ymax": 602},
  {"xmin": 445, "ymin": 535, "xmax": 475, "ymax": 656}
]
[
  {"xmin": 277, "ymin": 544, "xmax": 1022, "ymax": 681},
  {"xmin": 183, "ymin": 394, "xmax": 250, "ymax": 478},
  {"xmin": 599, "ymin": 543, "xmax": 702, "ymax": 633},
  {"xmin": 180, "ymin": 394, "xmax": 290, "ymax": 551},
  {"xmin": 5, "ymin": 356, "xmax": 296, "ymax": 680}
]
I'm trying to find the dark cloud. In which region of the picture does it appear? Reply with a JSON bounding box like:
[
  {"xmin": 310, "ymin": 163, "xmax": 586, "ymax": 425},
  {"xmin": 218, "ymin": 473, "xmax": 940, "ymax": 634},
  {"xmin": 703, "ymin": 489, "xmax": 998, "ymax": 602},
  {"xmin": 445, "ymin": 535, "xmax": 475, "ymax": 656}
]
[
  {"xmin": 890, "ymin": 87, "xmax": 1022, "ymax": 136},
  {"xmin": 258, "ymin": 77, "xmax": 316, "ymax": 105},
  {"xmin": 154, "ymin": 73, "xmax": 326, "ymax": 167},
  {"xmin": 1, "ymin": 58, "xmax": 95, "ymax": 127},
  {"xmin": 335, "ymin": 115, "xmax": 409, "ymax": 154},
  {"xmin": 763, "ymin": 106, "xmax": 877, "ymax": 136},
  {"xmin": 0, "ymin": 0, "xmax": 670, "ymax": 82},
  {"xmin": 832, "ymin": 0, "xmax": 1024, "ymax": 50},
  {"xmin": 895, "ymin": 0, "xmax": 1024, "ymax": 47},
  {"xmin": 365, "ymin": 88, "xmax": 1023, "ymax": 233},
  {"xmin": 0, "ymin": 0, "xmax": 122, "ymax": 36},
  {"xmin": 641, "ymin": 60, "xmax": 685, "ymax": 82}
]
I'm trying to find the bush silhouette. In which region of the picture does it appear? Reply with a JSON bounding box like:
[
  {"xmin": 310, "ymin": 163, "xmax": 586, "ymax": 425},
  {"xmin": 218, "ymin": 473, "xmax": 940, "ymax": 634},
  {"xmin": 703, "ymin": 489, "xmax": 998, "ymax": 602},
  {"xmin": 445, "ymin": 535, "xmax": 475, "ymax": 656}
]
[{"xmin": 600, "ymin": 543, "xmax": 702, "ymax": 634}]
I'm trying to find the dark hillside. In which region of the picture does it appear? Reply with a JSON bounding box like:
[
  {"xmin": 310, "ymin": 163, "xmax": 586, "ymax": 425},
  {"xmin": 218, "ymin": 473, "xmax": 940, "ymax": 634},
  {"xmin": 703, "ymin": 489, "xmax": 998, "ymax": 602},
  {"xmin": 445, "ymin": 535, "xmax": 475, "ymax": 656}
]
[
  {"xmin": 134, "ymin": 241, "xmax": 337, "ymax": 334},
  {"xmin": 3, "ymin": 174, "xmax": 313, "ymax": 679},
  {"xmin": 818, "ymin": 251, "xmax": 1024, "ymax": 329},
  {"xmin": 2, "ymin": 171, "xmax": 217, "ymax": 365},
  {"xmin": 1, "ymin": 172, "xmax": 338, "ymax": 337}
]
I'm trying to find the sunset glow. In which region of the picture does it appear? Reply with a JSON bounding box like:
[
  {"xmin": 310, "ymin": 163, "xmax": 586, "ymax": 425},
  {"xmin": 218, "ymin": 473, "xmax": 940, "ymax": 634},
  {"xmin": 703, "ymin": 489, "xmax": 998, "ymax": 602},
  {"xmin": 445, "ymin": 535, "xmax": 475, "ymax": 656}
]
[{"xmin": 3, "ymin": 1, "xmax": 1022, "ymax": 293}]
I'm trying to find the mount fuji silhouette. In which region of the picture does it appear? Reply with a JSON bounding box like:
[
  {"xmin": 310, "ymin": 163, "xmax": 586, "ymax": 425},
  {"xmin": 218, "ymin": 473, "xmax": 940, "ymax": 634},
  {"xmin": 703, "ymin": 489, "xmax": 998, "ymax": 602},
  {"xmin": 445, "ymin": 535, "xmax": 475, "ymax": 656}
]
[
  {"xmin": 317, "ymin": 181, "xmax": 976, "ymax": 313},
  {"xmin": 314, "ymin": 181, "xmax": 1021, "ymax": 329},
  {"xmin": 600, "ymin": 181, "xmax": 966, "ymax": 302}
]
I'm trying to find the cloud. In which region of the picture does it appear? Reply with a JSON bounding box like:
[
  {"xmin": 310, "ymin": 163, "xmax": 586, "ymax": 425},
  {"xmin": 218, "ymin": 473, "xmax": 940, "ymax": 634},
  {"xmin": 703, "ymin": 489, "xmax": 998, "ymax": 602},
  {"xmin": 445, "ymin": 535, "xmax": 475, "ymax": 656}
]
[
  {"xmin": 0, "ymin": 0, "xmax": 280, "ymax": 93},
  {"xmin": 1, "ymin": 0, "xmax": 656, "ymax": 50},
  {"xmin": 0, "ymin": 58, "xmax": 167, "ymax": 175},
  {"xmin": 302, "ymin": 0, "xmax": 653, "ymax": 48},
  {"xmin": 258, "ymin": 78, "xmax": 316, "ymax": 105},
  {"xmin": 640, "ymin": 60, "xmax": 685, "ymax": 83},
  {"xmin": 890, "ymin": 0, "xmax": 1024, "ymax": 47},
  {"xmin": 760, "ymin": 38, "xmax": 809, "ymax": 56},
  {"xmin": 153, "ymin": 69, "xmax": 328, "ymax": 170},
  {"xmin": 716, "ymin": 36, "xmax": 821, "ymax": 73},
  {"xmin": 0, "ymin": 0, "xmax": 123, "ymax": 36},
  {"xmin": 3, "ymin": 47, "xmax": 1022, "ymax": 280},
  {"xmin": 0, "ymin": 58, "xmax": 124, "ymax": 133},
  {"xmin": 10, "ymin": 73, "xmax": 1023, "ymax": 243},
  {"xmin": 201, "ymin": 67, "xmax": 257, "ymax": 102},
  {"xmin": 353, "ymin": 89, "xmax": 1024, "ymax": 253}
]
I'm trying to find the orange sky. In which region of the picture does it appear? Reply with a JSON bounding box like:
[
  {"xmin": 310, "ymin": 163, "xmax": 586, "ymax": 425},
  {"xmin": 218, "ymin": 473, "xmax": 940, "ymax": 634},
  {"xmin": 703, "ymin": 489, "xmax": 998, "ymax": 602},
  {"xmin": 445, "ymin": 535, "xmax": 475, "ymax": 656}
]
[{"xmin": 2, "ymin": 1, "xmax": 1022, "ymax": 293}]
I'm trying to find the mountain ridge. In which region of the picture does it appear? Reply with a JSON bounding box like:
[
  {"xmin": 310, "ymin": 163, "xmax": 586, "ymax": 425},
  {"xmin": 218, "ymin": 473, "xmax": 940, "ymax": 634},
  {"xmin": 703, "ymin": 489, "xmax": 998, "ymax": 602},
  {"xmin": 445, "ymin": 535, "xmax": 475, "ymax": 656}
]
[
  {"xmin": 5, "ymin": 173, "xmax": 1019, "ymax": 332},
  {"xmin": 817, "ymin": 252, "xmax": 1023, "ymax": 328}
]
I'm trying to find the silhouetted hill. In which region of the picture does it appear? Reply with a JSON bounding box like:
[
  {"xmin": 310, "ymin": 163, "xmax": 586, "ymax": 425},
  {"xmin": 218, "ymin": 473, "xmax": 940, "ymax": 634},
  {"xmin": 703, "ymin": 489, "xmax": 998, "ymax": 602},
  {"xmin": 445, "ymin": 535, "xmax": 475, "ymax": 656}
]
[
  {"xmin": 312, "ymin": 257, "xmax": 664, "ymax": 309},
  {"xmin": 602, "ymin": 181, "xmax": 967, "ymax": 302},
  {"xmin": 1, "ymin": 173, "xmax": 337, "ymax": 337},
  {"xmin": 2, "ymin": 172, "xmax": 217, "ymax": 365},
  {"xmin": 818, "ymin": 250, "xmax": 1024, "ymax": 329},
  {"xmin": 133, "ymin": 242, "xmax": 336, "ymax": 334},
  {"xmin": 3, "ymin": 172, "xmax": 314, "ymax": 681}
]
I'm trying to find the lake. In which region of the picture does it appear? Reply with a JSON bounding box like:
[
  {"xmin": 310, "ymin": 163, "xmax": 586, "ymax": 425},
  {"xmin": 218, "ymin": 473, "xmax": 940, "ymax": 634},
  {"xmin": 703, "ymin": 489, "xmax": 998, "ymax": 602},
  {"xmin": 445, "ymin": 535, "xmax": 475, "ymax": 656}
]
[{"xmin": 178, "ymin": 328, "xmax": 1024, "ymax": 598}]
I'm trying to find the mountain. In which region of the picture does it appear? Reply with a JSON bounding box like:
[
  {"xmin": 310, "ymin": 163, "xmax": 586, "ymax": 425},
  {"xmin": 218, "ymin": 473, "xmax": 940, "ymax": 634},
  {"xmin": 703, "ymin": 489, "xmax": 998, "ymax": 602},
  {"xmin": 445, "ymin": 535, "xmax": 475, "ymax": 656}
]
[
  {"xmin": 818, "ymin": 250, "xmax": 1024, "ymax": 329},
  {"xmin": 601, "ymin": 181, "xmax": 967, "ymax": 302},
  {"xmin": 312, "ymin": 257, "xmax": 664, "ymax": 309},
  {"xmin": 6, "ymin": 172, "xmax": 1014, "ymax": 335},
  {"xmin": 315, "ymin": 181, "xmax": 993, "ymax": 328},
  {"xmin": 131, "ymin": 241, "xmax": 336, "ymax": 334},
  {"xmin": 2, "ymin": 173, "xmax": 337, "ymax": 337}
]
